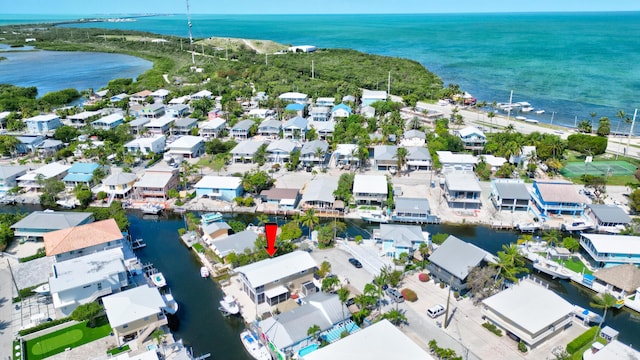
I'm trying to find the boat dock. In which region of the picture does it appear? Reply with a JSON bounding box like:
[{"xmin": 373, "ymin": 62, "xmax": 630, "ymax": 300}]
[
  {"xmin": 131, "ymin": 238, "xmax": 146, "ymax": 250},
  {"xmin": 491, "ymin": 222, "xmax": 514, "ymax": 230}
]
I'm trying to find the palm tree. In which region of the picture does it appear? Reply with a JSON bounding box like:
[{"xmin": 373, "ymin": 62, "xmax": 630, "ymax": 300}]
[
  {"xmin": 504, "ymin": 123, "xmax": 515, "ymax": 133},
  {"xmin": 590, "ymin": 293, "xmax": 618, "ymax": 340},
  {"xmin": 337, "ymin": 286, "xmax": 350, "ymax": 328},
  {"xmin": 382, "ymin": 308, "xmax": 407, "ymax": 327},
  {"xmin": 487, "ymin": 111, "xmax": 496, "ymax": 133},
  {"xmin": 393, "ymin": 147, "xmax": 408, "ymax": 177},
  {"xmin": 307, "ymin": 324, "xmax": 321, "ymax": 342},
  {"xmin": 256, "ymin": 214, "xmax": 269, "ymax": 227},
  {"xmin": 590, "ymin": 111, "xmax": 597, "ymax": 131},
  {"xmin": 314, "ymin": 147, "xmax": 325, "ymax": 168},
  {"xmin": 299, "ymin": 208, "xmax": 319, "ymax": 239},
  {"xmin": 408, "ymin": 116, "xmax": 421, "ymax": 130},
  {"xmin": 542, "ymin": 229, "xmax": 561, "ymax": 247},
  {"xmin": 322, "ymin": 276, "xmax": 340, "ymax": 293},
  {"xmin": 373, "ymin": 273, "xmax": 387, "ymax": 312},
  {"xmin": 494, "ymin": 243, "xmax": 528, "ymax": 283}
]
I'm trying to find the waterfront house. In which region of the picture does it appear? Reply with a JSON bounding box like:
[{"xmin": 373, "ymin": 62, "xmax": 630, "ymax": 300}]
[
  {"xmin": 443, "ymin": 172, "xmax": 482, "ymax": 210},
  {"xmin": 260, "ymin": 188, "xmax": 301, "ymax": 211},
  {"xmin": 150, "ymin": 89, "xmax": 170, "ymax": 101},
  {"xmin": 300, "ymin": 177, "xmax": 340, "ymax": 211},
  {"xmin": 279, "ymin": 92, "xmax": 308, "ymax": 105},
  {"xmin": 361, "ymin": 89, "xmax": 387, "ymax": 107},
  {"xmin": 406, "ymin": 146, "xmax": 432, "ymax": 170},
  {"xmin": 128, "ymin": 117, "xmax": 150, "ymax": 135},
  {"xmin": 310, "ymin": 106, "xmax": 331, "ymax": 122},
  {"xmin": 167, "ymin": 135, "xmax": 205, "ymax": 158},
  {"xmin": 455, "ymin": 126, "xmax": 486, "ymax": 151},
  {"xmin": 373, "ymin": 224, "xmax": 429, "ymax": 259},
  {"xmin": 124, "ymin": 135, "xmax": 166, "ymax": 155},
  {"xmin": 579, "ymin": 233, "xmax": 640, "ymax": 268},
  {"xmin": 209, "ymin": 230, "xmax": 258, "ymax": 260},
  {"xmin": 585, "ymin": 204, "xmax": 631, "ymax": 233},
  {"xmin": 143, "ymin": 116, "xmax": 174, "ymax": 135},
  {"xmin": 103, "ymin": 285, "xmax": 168, "ymax": 346},
  {"xmin": 588, "ymin": 340, "xmax": 640, "ymax": 360},
  {"xmin": 258, "ymin": 118, "xmax": 282, "ymax": 138},
  {"xmin": 373, "ymin": 145, "xmax": 398, "ymax": 171},
  {"xmin": 330, "ymin": 103, "xmax": 351, "ymax": 120},
  {"xmin": 300, "ymin": 140, "xmax": 329, "ymax": 166},
  {"xmin": 490, "ymin": 179, "xmax": 531, "ymax": 211},
  {"xmin": 199, "ymin": 118, "xmax": 227, "ymax": 138},
  {"xmin": 231, "ymin": 119, "xmax": 255, "ymax": 139},
  {"xmin": 49, "ymin": 247, "xmax": 128, "ymax": 317},
  {"xmin": 110, "ymin": 93, "xmax": 129, "ymax": 103},
  {"xmin": 400, "ymin": 130, "xmax": 426, "ymax": 147},
  {"xmin": 140, "ymin": 103, "xmax": 165, "ymax": 118},
  {"xmin": 267, "ymin": 139, "xmax": 299, "ymax": 164},
  {"xmin": 133, "ymin": 165, "xmax": 179, "ymax": 200},
  {"xmin": 231, "ymin": 140, "xmax": 265, "ymax": 163},
  {"xmin": 62, "ymin": 162, "xmax": 101, "ymax": 189},
  {"xmin": 37, "ymin": 139, "xmax": 64, "ymax": 157},
  {"xmin": 166, "ymin": 104, "xmax": 190, "ymax": 118},
  {"xmin": 531, "ymin": 180, "xmax": 585, "ymax": 216},
  {"xmin": 194, "ymin": 175, "xmax": 243, "ymax": 202},
  {"xmin": 353, "ymin": 174, "xmax": 388, "ymax": 205},
  {"xmin": 44, "ymin": 218, "xmax": 125, "ymax": 262},
  {"xmin": 169, "ymin": 118, "xmax": 197, "ymax": 136},
  {"xmin": 392, "ymin": 197, "xmax": 435, "ymax": 223},
  {"xmin": 303, "ymin": 319, "xmax": 433, "ymax": 360},
  {"xmin": 311, "ymin": 120, "xmax": 336, "ymax": 140},
  {"xmin": 282, "ymin": 116, "xmax": 309, "ymax": 140},
  {"xmin": 436, "ymin": 151, "xmax": 477, "ymax": 173},
  {"xmin": 67, "ymin": 110, "xmax": 100, "ymax": 127},
  {"xmin": 592, "ymin": 264, "xmax": 640, "ymax": 299},
  {"xmin": 235, "ymin": 250, "xmax": 317, "ymax": 305},
  {"xmin": 17, "ymin": 162, "xmax": 71, "ymax": 191},
  {"xmin": 285, "ymin": 103, "xmax": 306, "ymax": 117},
  {"xmin": 482, "ymin": 154, "xmax": 508, "ymax": 171},
  {"xmin": 25, "ymin": 114, "xmax": 61, "ymax": 134},
  {"xmin": 202, "ymin": 221, "xmax": 231, "ymax": 244},
  {"xmin": 15, "ymin": 135, "xmax": 44, "ymax": 155},
  {"xmin": 481, "ymin": 279, "xmax": 574, "ymax": 349},
  {"xmin": 129, "ymin": 90, "xmax": 152, "ymax": 104},
  {"xmin": 92, "ymin": 113, "xmax": 124, "ymax": 130},
  {"xmin": 259, "ymin": 293, "xmax": 349, "ymax": 357},
  {"xmin": 99, "ymin": 171, "xmax": 137, "ymax": 199},
  {"xmin": 190, "ymin": 89, "xmax": 212, "ymax": 100},
  {"xmin": 334, "ymin": 144, "xmax": 359, "ymax": 168},
  {"xmin": 426, "ymin": 235, "xmax": 491, "ymax": 291},
  {"xmin": 11, "ymin": 211, "xmax": 94, "ymax": 242},
  {"xmin": 0, "ymin": 165, "xmax": 28, "ymax": 195}
]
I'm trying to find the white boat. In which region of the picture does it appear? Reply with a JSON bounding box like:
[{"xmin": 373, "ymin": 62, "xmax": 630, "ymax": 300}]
[
  {"xmin": 516, "ymin": 222, "xmax": 541, "ymax": 232},
  {"xmin": 142, "ymin": 203, "xmax": 164, "ymax": 215},
  {"xmin": 240, "ymin": 330, "xmax": 271, "ymax": 360},
  {"xmin": 573, "ymin": 305, "xmax": 603, "ymax": 324},
  {"xmin": 533, "ymin": 259, "xmax": 571, "ymax": 279},
  {"xmin": 562, "ymin": 221, "xmax": 593, "ymax": 232},
  {"xmin": 200, "ymin": 266, "xmax": 210, "ymax": 278},
  {"xmin": 150, "ymin": 271, "xmax": 167, "ymax": 288},
  {"xmin": 56, "ymin": 199, "xmax": 76, "ymax": 209},
  {"xmin": 201, "ymin": 212, "xmax": 223, "ymax": 224},
  {"xmin": 361, "ymin": 211, "xmax": 389, "ymax": 223},
  {"xmin": 521, "ymin": 107, "xmax": 534, "ymax": 113},
  {"xmin": 219, "ymin": 295, "xmax": 241, "ymax": 316},
  {"xmin": 33, "ymin": 283, "xmax": 50, "ymax": 296},
  {"xmin": 515, "ymin": 116, "xmax": 527, "ymax": 121},
  {"xmin": 516, "ymin": 101, "xmax": 531, "ymax": 107},
  {"xmin": 162, "ymin": 292, "xmax": 179, "ymax": 315},
  {"xmin": 535, "ymin": 110, "xmax": 545, "ymax": 114},
  {"xmin": 524, "ymin": 118, "xmax": 539, "ymax": 124}
]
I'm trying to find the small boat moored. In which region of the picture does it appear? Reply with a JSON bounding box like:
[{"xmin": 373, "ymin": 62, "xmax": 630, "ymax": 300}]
[
  {"xmin": 562, "ymin": 221, "xmax": 593, "ymax": 232},
  {"xmin": 361, "ymin": 211, "xmax": 389, "ymax": 223},
  {"xmin": 516, "ymin": 222, "xmax": 542, "ymax": 232},
  {"xmin": 219, "ymin": 295, "xmax": 241, "ymax": 316},
  {"xmin": 533, "ymin": 259, "xmax": 571, "ymax": 279},
  {"xmin": 200, "ymin": 266, "xmax": 210, "ymax": 278},
  {"xmin": 201, "ymin": 212, "xmax": 224, "ymax": 224},
  {"xmin": 141, "ymin": 202, "xmax": 164, "ymax": 215},
  {"xmin": 240, "ymin": 329, "xmax": 272, "ymax": 360},
  {"xmin": 573, "ymin": 305, "xmax": 603, "ymax": 324},
  {"xmin": 150, "ymin": 271, "xmax": 167, "ymax": 288},
  {"xmin": 162, "ymin": 292, "xmax": 179, "ymax": 315}
]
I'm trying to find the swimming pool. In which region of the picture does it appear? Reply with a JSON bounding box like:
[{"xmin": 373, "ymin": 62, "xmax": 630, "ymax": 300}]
[
  {"xmin": 322, "ymin": 322, "xmax": 360, "ymax": 343},
  {"xmin": 298, "ymin": 343, "xmax": 319, "ymax": 357}
]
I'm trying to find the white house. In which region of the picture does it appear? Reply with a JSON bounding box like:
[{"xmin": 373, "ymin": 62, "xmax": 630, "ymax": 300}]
[
  {"xmin": 167, "ymin": 135, "xmax": 205, "ymax": 158},
  {"xmin": 373, "ymin": 224, "xmax": 429, "ymax": 259},
  {"xmin": 436, "ymin": 151, "xmax": 477, "ymax": 173},
  {"xmin": 143, "ymin": 116, "xmax": 174, "ymax": 135},
  {"xmin": 199, "ymin": 118, "xmax": 227, "ymax": 138},
  {"xmin": 124, "ymin": 135, "xmax": 166, "ymax": 155},
  {"xmin": 150, "ymin": 88, "xmax": 170, "ymax": 101},
  {"xmin": 353, "ymin": 174, "xmax": 387, "ymax": 205},
  {"xmin": 258, "ymin": 119, "xmax": 282, "ymax": 138},
  {"xmin": 92, "ymin": 113, "xmax": 124, "ymax": 130},
  {"xmin": 17, "ymin": 162, "xmax": 71, "ymax": 191},
  {"xmin": 194, "ymin": 175, "xmax": 243, "ymax": 202},
  {"xmin": 190, "ymin": 89, "xmax": 212, "ymax": 100},
  {"xmin": 279, "ymin": 92, "xmax": 308, "ymax": 104},
  {"xmin": 455, "ymin": 126, "xmax": 486, "ymax": 151},
  {"xmin": 282, "ymin": 116, "xmax": 308, "ymax": 140},
  {"xmin": 231, "ymin": 140, "xmax": 266, "ymax": 163},
  {"xmin": 25, "ymin": 114, "xmax": 62, "ymax": 134},
  {"xmin": 0, "ymin": 165, "xmax": 29, "ymax": 195},
  {"xmin": 267, "ymin": 139, "xmax": 299, "ymax": 164},
  {"xmin": 361, "ymin": 89, "xmax": 387, "ymax": 107},
  {"xmin": 401, "ymin": 129, "xmax": 426, "ymax": 147}
]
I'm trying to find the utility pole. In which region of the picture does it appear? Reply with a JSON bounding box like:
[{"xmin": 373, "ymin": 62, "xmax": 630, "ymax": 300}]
[
  {"xmin": 311, "ymin": 60, "xmax": 315, "ymax": 79},
  {"xmin": 186, "ymin": 0, "xmax": 195, "ymax": 65},
  {"xmin": 387, "ymin": 71, "xmax": 391, "ymax": 95},
  {"xmin": 506, "ymin": 90, "xmax": 513, "ymax": 125},
  {"xmin": 626, "ymin": 109, "xmax": 637, "ymax": 156}
]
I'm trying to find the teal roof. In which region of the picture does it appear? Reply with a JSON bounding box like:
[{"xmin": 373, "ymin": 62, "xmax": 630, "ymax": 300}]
[
  {"xmin": 285, "ymin": 103, "xmax": 305, "ymax": 111},
  {"xmin": 331, "ymin": 103, "xmax": 352, "ymax": 113},
  {"xmin": 63, "ymin": 173, "xmax": 93, "ymax": 182},
  {"xmin": 67, "ymin": 162, "xmax": 99, "ymax": 174}
]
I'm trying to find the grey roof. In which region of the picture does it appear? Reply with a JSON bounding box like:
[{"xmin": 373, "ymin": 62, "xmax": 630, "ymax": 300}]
[
  {"xmin": 395, "ymin": 197, "xmax": 430, "ymax": 214},
  {"xmin": 587, "ymin": 204, "xmax": 632, "ymax": 224},
  {"xmin": 203, "ymin": 221, "xmax": 232, "ymax": 235},
  {"xmin": 403, "ymin": 129, "xmax": 426, "ymax": 140},
  {"xmin": 232, "ymin": 119, "xmax": 254, "ymax": 131},
  {"xmin": 38, "ymin": 139, "xmax": 63, "ymax": 149},
  {"xmin": 143, "ymin": 103, "xmax": 165, "ymax": 112},
  {"xmin": 0, "ymin": 165, "xmax": 29, "ymax": 179},
  {"xmin": 128, "ymin": 117, "xmax": 150, "ymax": 127},
  {"xmin": 258, "ymin": 119, "xmax": 282, "ymax": 130},
  {"xmin": 445, "ymin": 172, "xmax": 481, "ymax": 192},
  {"xmin": 267, "ymin": 139, "xmax": 298, "ymax": 154},
  {"xmin": 283, "ymin": 116, "xmax": 308, "ymax": 130},
  {"xmin": 11, "ymin": 211, "xmax": 93, "ymax": 230},
  {"xmin": 235, "ymin": 251, "xmax": 317, "ymax": 288},
  {"xmin": 494, "ymin": 181, "xmax": 530, "ymax": 200},
  {"xmin": 428, "ymin": 235, "xmax": 488, "ymax": 280},
  {"xmin": 406, "ymin": 146, "xmax": 432, "ymax": 161},
  {"xmin": 49, "ymin": 247, "xmax": 125, "ymax": 293},
  {"xmin": 301, "ymin": 177, "xmax": 339, "ymax": 204},
  {"xmin": 301, "ymin": 140, "xmax": 329, "ymax": 156},
  {"xmin": 103, "ymin": 285, "xmax": 165, "ymax": 328},
  {"xmin": 173, "ymin": 118, "xmax": 197, "ymax": 128},
  {"xmin": 378, "ymin": 224, "xmax": 425, "ymax": 247},
  {"xmin": 231, "ymin": 140, "xmax": 265, "ymax": 156},
  {"xmin": 102, "ymin": 172, "xmax": 137, "ymax": 186},
  {"xmin": 211, "ymin": 230, "xmax": 258, "ymax": 257},
  {"xmin": 374, "ymin": 145, "xmax": 397, "ymax": 161}
]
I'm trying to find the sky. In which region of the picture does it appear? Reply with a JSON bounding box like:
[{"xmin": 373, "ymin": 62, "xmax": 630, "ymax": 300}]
[{"xmin": 4, "ymin": 0, "xmax": 640, "ymax": 15}]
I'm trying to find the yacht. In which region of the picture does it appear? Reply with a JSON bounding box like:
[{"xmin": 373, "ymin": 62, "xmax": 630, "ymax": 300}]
[
  {"xmin": 516, "ymin": 222, "xmax": 541, "ymax": 232},
  {"xmin": 533, "ymin": 259, "xmax": 571, "ymax": 279},
  {"xmin": 142, "ymin": 202, "xmax": 164, "ymax": 215},
  {"xmin": 573, "ymin": 305, "xmax": 603, "ymax": 324},
  {"xmin": 361, "ymin": 211, "xmax": 389, "ymax": 223},
  {"xmin": 162, "ymin": 292, "xmax": 179, "ymax": 315},
  {"xmin": 562, "ymin": 221, "xmax": 593, "ymax": 232},
  {"xmin": 535, "ymin": 110, "xmax": 545, "ymax": 114},
  {"xmin": 201, "ymin": 212, "xmax": 223, "ymax": 224},
  {"xmin": 219, "ymin": 295, "xmax": 241, "ymax": 316},
  {"xmin": 240, "ymin": 330, "xmax": 272, "ymax": 360}
]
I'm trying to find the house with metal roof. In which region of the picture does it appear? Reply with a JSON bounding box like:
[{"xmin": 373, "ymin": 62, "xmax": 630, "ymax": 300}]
[
  {"xmin": 209, "ymin": 230, "xmax": 258, "ymax": 260},
  {"xmin": 588, "ymin": 340, "xmax": 640, "ymax": 360},
  {"xmin": 436, "ymin": 151, "xmax": 477, "ymax": 173},
  {"xmin": 490, "ymin": 179, "xmax": 531, "ymax": 211},
  {"xmin": 361, "ymin": 89, "xmax": 387, "ymax": 107},
  {"xmin": 15, "ymin": 135, "xmax": 45, "ymax": 154},
  {"xmin": 231, "ymin": 119, "xmax": 255, "ymax": 139},
  {"xmin": 166, "ymin": 135, "xmax": 205, "ymax": 158},
  {"xmin": 11, "ymin": 211, "xmax": 94, "ymax": 242},
  {"xmin": 166, "ymin": 104, "xmax": 190, "ymax": 118},
  {"xmin": 401, "ymin": 130, "xmax": 426, "ymax": 147},
  {"xmin": 373, "ymin": 145, "xmax": 397, "ymax": 171},
  {"xmin": 191, "ymin": 89, "xmax": 212, "ymax": 100},
  {"xmin": 285, "ymin": 103, "xmax": 306, "ymax": 117},
  {"xmin": 267, "ymin": 139, "xmax": 299, "ymax": 164},
  {"xmin": 201, "ymin": 221, "xmax": 231, "ymax": 244},
  {"xmin": 310, "ymin": 106, "xmax": 331, "ymax": 122},
  {"xmin": 300, "ymin": 177, "xmax": 340, "ymax": 211},
  {"xmin": 235, "ymin": 251, "xmax": 317, "ymax": 306},
  {"xmin": 62, "ymin": 162, "xmax": 101, "ymax": 188},
  {"xmin": 99, "ymin": 171, "xmax": 137, "ymax": 199},
  {"xmin": 259, "ymin": 293, "xmax": 350, "ymax": 357},
  {"xmin": 248, "ymin": 108, "xmax": 275, "ymax": 119},
  {"xmin": 67, "ymin": 110, "xmax": 101, "ymax": 127},
  {"xmin": 586, "ymin": 204, "xmax": 631, "ymax": 233},
  {"xmin": 482, "ymin": 279, "xmax": 574, "ymax": 348},
  {"xmin": 392, "ymin": 197, "xmax": 438, "ymax": 223},
  {"xmin": 17, "ymin": 162, "xmax": 71, "ymax": 191},
  {"xmin": 139, "ymin": 103, "xmax": 165, "ymax": 118},
  {"xmin": 25, "ymin": 114, "xmax": 62, "ymax": 134},
  {"xmin": 92, "ymin": 113, "xmax": 124, "ymax": 130},
  {"xmin": 311, "ymin": 120, "xmax": 336, "ymax": 140},
  {"xmin": 194, "ymin": 175, "xmax": 243, "ymax": 202},
  {"xmin": 124, "ymin": 135, "xmax": 166, "ymax": 154},
  {"xmin": 198, "ymin": 118, "xmax": 226, "ymax": 138},
  {"xmin": 231, "ymin": 139, "xmax": 266, "ymax": 163},
  {"xmin": 406, "ymin": 146, "xmax": 432, "ymax": 170},
  {"xmin": 143, "ymin": 115, "xmax": 174, "ymax": 135},
  {"xmin": 531, "ymin": 180, "xmax": 585, "ymax": 216},
  {"xmin": 150, "ymin": 88, "xmax": 170, "ymax": 101},
  {"xmin": 133, "ymin": 165, "xmax": 179, "ymax": 199},
  {"xmin": 0, "ymin": 165, "xmax": 28, "ymax": 194},
  {"xmin": 279, "ymin": 92, "xmax": 308, "ymax": 104},
  {"xmin": 127, "ymin": 117, "xmax": 151, "ymax": 135},
  {"xmin": 353, "ymin": 174, "xmax": 388, "ymax": 205},
  {"xmin": 334, "ymin": 144, "xmax": 359, "ymax": 168},
  {"xmin": 103, "ymin": 285, "xmax": 168, "ymax": 346},
  {"xmin": 260, "ymin": 188, "xmax": 301, "ymax": 210},
  {"xmin": 316, "ymin": 97, "xmax": 335, "ymax": 107},
  {"xmin": 110, "ymin": 93, "xmax": 129, "ymax": 103},
  {"xmin": 282, "ymin": 116, "xmax": 309, "ymax": 140},
  {"xmin": 426, "ymin": 235, "xmax": 491, "ymax": 291},
  {"xmin": 49, "ymin": 247, "xmax": 127, "ymax": 316},
  {"xmin": 455, "ymin": 126, "xmax": 486, "ymax": 151},
  {"xmin": 36, "ymin": 139, "xmax": 64, "ymax": 157},
  {"xmin": 300, "ymin": 140, "xmax": 329, "ymax": 166},
  {"xmin": 169, "ymin": 117, "xmax": 197, "ymax": 136},
  {"xmin": 373, "ymin": 224, "xmax": 429, "ymax": 259},
  {"xmin": 443, "ymin": 172, "xmax": 482, "ymax": 210},
  {"xmin": 44, "ymin": 218, "xmax": 126, "ymax": 262},
  {"xmin": 330, "ymin": 103, "xmax": 351, "ymax": 120},
  {"xmin": 580, "ymin": 233, "xmax": 640, "ymax": 268},
  {"xmin": 258, "ymin": 118, "xmax": 282, "ymax": 138}
]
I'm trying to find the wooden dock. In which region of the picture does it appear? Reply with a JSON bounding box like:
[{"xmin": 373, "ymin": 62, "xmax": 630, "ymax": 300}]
[{"xmin": 491, "ymin": 222, "xmax": 514, "ymax": 230}]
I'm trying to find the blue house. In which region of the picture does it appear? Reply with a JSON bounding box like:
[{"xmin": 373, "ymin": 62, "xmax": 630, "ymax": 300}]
[
  {"xmin": 25, "ymin": 114, "xmax": 62, "ymax": 134},
  {"xmin": 194, "ymin": 175, "xmax": 243, "ymax": 202},
  {"xmin": 330, "ymin": 103, "xmax": 352, "ymax": 119},
  {"xmin": 580, "ymin": 233, "xmax": 640, "ymax": 268},
  {"xmin": 373, "ymin": 224, "xmax": 429, "ymax": 259},
  {"xmin": 531, "ymin": 180, "xmax": 585, "ymax": 216},
  {"xmin": 63, "ymin": 162, "xmax": 101, "ymax": 188},
  {"xmin": 285, "ymin": 103, "xmax": 306, "ymax": 117},
  {"xmin": 16, "ymin": 135, "xmax": 45, "ymax": 154},
  {"xmin": 92, "ymin": 113, "xmax": 124, "ymax": 130}
]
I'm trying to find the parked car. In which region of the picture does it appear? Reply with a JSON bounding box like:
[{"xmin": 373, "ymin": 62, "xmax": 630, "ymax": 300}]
[
  {"xmin": 348, "ymin": 257, "xmax": 362, "ymax": 268},
  {"xmin": 345, "ymin": 297, "xmax": 356, "ymax": 307},
  {"xmin": 385, "ymin": 287, "xmax": 404, "ymax": 303},
  {"xmin": 371, "ymin": 279, "xmax": 389, "ymax": 291},
  {"xmin": 427, "ymin": 304, "xmax": 445, "ymax": 318}
]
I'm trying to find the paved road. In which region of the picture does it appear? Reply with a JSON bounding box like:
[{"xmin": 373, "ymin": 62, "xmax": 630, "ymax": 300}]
[{"xmin": 0, "ymin": 258, "xmax": 16, "ymax": 360}]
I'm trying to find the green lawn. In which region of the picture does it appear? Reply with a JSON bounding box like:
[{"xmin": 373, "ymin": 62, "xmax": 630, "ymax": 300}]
[
  {"xmin": 26, "ymin": 317, "xmax": 112, "ymax": 360},
  {"xmin": 552, "ymin": 257, "xmax": 592, "ymax": 275},
  {"xmin": 570, "ymin": 336, "xmax": 606, "ymax": 360}
]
